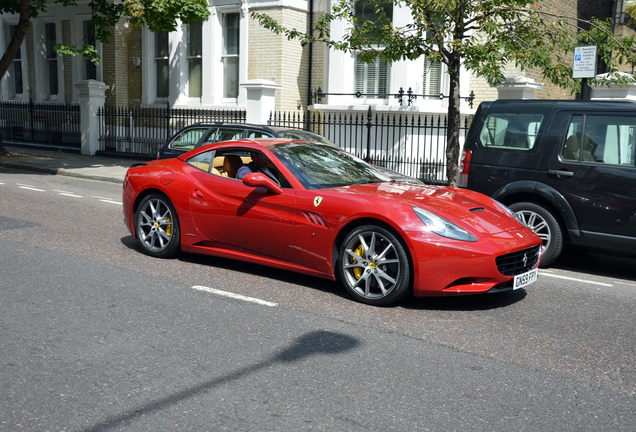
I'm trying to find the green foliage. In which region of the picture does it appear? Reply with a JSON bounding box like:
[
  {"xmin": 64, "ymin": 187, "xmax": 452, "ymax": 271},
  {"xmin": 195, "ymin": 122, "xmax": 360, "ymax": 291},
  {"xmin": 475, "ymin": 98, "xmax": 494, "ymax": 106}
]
[
  {"xmin": 253, "ymin": 0, "xmax": 636, "ymax": 93},
  {"xmin": 1, "ymin": 0, "xmax": 210, "ymax": 65}
]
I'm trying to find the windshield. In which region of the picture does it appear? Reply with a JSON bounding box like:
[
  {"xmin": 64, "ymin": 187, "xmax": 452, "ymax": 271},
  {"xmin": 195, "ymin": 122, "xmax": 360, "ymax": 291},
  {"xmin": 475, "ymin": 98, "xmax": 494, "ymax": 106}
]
[
  {"xmin": 278, "ymin": 131, "xmax": 336, "ymax": 146},
  {"xmin": 270, "ymin": 142, "xmax": 391, "ymax": 189}
]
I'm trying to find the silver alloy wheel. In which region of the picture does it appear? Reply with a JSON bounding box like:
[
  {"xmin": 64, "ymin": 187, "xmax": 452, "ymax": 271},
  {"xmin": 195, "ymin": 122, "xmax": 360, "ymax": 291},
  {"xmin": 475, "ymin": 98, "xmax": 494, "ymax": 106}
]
[
  {"xmin": 515, "ymin": 209, "xmax": 551, "ymax": 251},
  {"xmin": 137, "ymin": 197, "xmax": 175, "ymax": 253},
  {"xmin": 341, "ymin": 230, "xmax": 401, "ymax": 300}
]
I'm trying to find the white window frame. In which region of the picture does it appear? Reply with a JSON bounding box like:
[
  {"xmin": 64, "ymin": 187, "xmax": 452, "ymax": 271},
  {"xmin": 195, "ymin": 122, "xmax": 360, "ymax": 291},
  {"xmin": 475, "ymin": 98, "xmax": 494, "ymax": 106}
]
[
  {"xmin": 141, "ymin": 6, "xmax": 247, "ymax": 108},
  {"xmin": 186, "ymin": 20, "xmax": 203, "ymax": 102},
  {"xmin": 1, "ymin": 20, "xmax": 28, "ymax": 101},
  {"xmin": 154, "ymin": 30, "xmax": 170, "ymax": 103},
  {"xmin": 354, "ymin": 54, "xmax": 390, "ymax": 100},
  {"xmin": 220, "ymin": 11, "xmax": 240, "ymax": 103},
  {"xmin": 34, "ymin": 18, "xmax": 64, "ymax": 102},
  {"xmin": 423, "ymin": 57, "xmax": 443, "ymax": 99},
  {"xmin": 71, "ymin": 15, "xmax": 102, "ymax": 102}
]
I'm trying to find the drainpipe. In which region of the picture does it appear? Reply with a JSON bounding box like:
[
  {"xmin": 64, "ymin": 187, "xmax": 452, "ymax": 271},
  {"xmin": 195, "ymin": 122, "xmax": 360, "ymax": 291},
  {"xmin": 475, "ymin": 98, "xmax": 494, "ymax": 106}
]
[{"xmin": 307, "ymin": 0, "xmax": 314, "ymax": 107}]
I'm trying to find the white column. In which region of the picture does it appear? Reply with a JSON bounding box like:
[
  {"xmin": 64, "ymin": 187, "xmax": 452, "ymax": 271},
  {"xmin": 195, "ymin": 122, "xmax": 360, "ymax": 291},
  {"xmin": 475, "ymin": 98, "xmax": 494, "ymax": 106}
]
[
  {"xmin": 240, "ymin": 80, "xmax": 282, "ymax": 124},
  {"xmin": 495, "ymin": 75, "xmax": 543, "ymax": 100},
  {"xmin": 590, "ymin": 72, "xmax": 636, "ymax": 100},
  {"xmin": 75, "ymin": 80, "xmax": 109, "ymax": 155}
]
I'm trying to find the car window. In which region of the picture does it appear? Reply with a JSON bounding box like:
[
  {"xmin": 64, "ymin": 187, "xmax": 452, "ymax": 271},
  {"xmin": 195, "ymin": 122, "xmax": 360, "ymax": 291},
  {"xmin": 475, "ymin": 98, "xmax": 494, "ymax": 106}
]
[
  {"xmin": 209, "ymin": 128, "xmax": 245, "ymax": 142},
  {"xmin": 279, "ymin": 131, "xmax": 336, "ymax": 146},
  {"xmin": 205, "ymin": 148, "xmax": 292, "ymax": 188},
  {"xmin": 170, "ymin": 128, "xmax": 210, "ymax": 151},
  {"xmin": 186, "ymin": 150, "xmax": 215, "ymax": 173},
  {"xmin": 478, "ymin": 114, "xmax": 544, "ymax": 150},
  {"xmin": 270, "ymin": 142, "xmax": 391, "ymax": 189},
  {"xmin": 246, "ymin": 130, "xmax": 274, "ymax": 139},
  {"xmin": 562, "ymin": 114, "xmax": 636, "ymax": 165}
]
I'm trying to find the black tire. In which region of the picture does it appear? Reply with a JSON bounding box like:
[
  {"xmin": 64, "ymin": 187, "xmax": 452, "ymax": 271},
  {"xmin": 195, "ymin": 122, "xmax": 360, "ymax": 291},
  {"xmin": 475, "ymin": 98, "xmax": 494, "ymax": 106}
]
[
  {"xmin": 338, "ymin": 225, "xmax": 411, "ymax": 306},
  {"xmin": 135, "ymin": 193, "xmax": 180, "ymax": 258},
  {"xmin": 509, "ymin": 202, "xmax": 563, "ymax": 267}
]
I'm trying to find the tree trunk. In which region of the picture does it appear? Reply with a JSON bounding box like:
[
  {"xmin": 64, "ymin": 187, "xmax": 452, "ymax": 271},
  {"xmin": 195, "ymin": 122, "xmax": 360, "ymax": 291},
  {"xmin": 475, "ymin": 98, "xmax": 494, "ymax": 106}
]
[
  {"xmin": 445, "ymin": 52, "xmax": 461, "ymax": 187},
  {"xmin": 0, "ymin": 132, "xmax": 7, "ymax": 157},
  {"xmin": 0, "ymin": 0, "xmax": 30, "ymax": 156}
]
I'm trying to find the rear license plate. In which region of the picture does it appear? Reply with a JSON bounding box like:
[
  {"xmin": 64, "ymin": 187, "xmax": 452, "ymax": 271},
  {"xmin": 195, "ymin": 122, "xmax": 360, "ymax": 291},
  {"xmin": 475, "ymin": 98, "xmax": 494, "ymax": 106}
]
[{"xmin": 513, "ymin": 268, "xmax": 538, "ymax": 290}]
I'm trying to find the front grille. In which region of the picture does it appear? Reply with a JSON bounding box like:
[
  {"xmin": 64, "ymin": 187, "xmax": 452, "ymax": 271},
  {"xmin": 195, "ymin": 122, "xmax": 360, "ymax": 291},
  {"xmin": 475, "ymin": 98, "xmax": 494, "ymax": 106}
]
[{"xmin": 496, "ymin": 245, "xmax": 541, "ymax": 276}]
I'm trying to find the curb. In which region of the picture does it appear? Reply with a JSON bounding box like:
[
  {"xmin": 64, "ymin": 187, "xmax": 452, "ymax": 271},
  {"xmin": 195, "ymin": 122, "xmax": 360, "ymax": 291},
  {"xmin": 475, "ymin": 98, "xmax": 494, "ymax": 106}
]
[{"xmin": 0, "ymin": 160, "xmax": 125, "ymax": 184}]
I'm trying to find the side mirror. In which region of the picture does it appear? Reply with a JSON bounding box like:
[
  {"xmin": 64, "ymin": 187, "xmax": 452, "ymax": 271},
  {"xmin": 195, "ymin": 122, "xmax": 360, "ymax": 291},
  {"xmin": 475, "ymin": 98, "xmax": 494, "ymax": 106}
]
[{"xmin": 242, "ymin": 172, "xmax": 283, "ymax": 195}]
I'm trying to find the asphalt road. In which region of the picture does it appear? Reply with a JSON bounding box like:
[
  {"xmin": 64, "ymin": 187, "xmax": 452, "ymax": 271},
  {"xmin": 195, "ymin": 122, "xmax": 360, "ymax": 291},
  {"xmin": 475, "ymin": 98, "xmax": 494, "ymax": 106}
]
[{"xmin": 1, "ymin": 168, "xmax": 635, "ymax": 431}]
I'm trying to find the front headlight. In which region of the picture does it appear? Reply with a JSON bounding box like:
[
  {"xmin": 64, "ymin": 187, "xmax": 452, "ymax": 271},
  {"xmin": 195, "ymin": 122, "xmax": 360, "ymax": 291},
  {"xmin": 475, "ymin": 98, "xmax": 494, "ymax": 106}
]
[
  {"xmin": 413, "ymin": 207, "xmax": 478, "ymax": 242},
  {"xmin": 492, "ymin": 199, "xmax": 522, "ymax": 223}
]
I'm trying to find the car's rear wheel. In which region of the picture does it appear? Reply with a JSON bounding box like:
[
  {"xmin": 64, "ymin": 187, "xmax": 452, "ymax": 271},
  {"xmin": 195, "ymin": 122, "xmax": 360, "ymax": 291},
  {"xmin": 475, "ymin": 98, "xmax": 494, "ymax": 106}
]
[
  {"xmin": 338, "ymin": 225, "xmax": 411, "ymax": 306},
  {"xmin": 136, "ymin": 193, "xmax": 180, "ymax": 258},
  {"xmin": 509, "ymin": 202, "xmax": 562, "ymax": 267}
]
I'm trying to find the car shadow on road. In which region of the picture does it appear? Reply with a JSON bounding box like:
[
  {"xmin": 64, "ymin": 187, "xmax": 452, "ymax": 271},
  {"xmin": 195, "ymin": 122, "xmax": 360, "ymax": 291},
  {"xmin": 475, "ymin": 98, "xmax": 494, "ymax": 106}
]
[
  {"xmin": 119, "ymin": 235, "xmax": 351, "ymax": 300},
  {"xmin": 121, "ymin": 235, "xmax": 530, "ymax": 310},
  {"xmin": 401, "ymin": 289, "xmax": 527, "ymax": 311},
  {"xmin": 550, "ymin": 250, "xmax": 636, "ymax": 283}
]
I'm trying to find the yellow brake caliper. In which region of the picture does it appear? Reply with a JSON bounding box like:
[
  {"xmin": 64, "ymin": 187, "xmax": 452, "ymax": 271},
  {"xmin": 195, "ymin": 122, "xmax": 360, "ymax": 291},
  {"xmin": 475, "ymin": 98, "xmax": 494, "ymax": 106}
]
[
  {"xmin": 166, "ymin": 216, "xmax": 172, "ymax": 237},
  {"xmin": 353, "ymin": 244, "xmax": 364, "ymax": 280}
]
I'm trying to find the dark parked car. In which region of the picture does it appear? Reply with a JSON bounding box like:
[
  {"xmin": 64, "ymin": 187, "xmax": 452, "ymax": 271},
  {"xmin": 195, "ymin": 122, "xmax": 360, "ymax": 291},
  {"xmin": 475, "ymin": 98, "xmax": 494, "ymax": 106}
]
[
  {"xmin": 459, "ymin": 100, "xmax": 636, "ymax": 266},
  {"xmin": 157, "ymin": 122, "xmax": 423, "ymax": 185}
]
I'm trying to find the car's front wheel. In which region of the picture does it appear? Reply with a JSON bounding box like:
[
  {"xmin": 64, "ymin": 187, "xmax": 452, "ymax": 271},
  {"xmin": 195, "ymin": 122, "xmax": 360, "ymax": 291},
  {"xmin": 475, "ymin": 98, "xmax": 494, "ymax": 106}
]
[
  {"xmin": 136, "ymin": 193, "xmax": 180, "ymax": 258},
  {"xmin": 509, "ymin": 202, "xmax": 562, "ymax": 267},
  {"xmin": 338, "ymin": 225, "xmax": 411, "ymax": 306}
]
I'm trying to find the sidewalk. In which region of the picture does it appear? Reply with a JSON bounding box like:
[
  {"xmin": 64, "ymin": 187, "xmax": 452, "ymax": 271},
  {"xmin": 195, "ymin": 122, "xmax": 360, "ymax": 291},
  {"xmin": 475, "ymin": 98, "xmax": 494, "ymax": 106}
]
[{"xmin": 0, "ymin": 145, "xmax": 152, "ymax": 184}]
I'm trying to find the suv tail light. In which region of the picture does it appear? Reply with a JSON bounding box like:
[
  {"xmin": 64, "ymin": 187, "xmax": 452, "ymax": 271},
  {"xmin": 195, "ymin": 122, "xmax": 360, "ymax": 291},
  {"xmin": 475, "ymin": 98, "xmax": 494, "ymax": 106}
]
[{"xmin": 457, "ymin": 148, "xmax": 471, "ymax": 187}]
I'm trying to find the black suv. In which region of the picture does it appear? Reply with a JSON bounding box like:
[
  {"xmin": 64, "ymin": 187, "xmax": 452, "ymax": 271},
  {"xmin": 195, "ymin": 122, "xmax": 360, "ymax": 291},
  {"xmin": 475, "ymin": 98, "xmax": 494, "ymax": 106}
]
[
  {"xmin": 158, "ymin": 122, "xmax": 423, "ymax": 184},
  {"xmin": 459, "ymin": 100, "xmax": 636, "ymax": 266}
]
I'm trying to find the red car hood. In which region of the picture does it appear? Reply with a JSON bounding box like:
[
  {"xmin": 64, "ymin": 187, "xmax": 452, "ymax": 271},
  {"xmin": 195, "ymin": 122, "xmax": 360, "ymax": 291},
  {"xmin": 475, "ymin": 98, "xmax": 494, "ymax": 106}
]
[{"xmin": 337, "ymin": 183, "xmax": 524, "ymax": 237}]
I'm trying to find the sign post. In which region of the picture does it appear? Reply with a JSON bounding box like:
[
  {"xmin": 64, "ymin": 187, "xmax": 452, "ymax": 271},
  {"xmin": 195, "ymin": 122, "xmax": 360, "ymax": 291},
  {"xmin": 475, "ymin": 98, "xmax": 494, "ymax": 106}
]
[{"xmin": 573, "ymin": 46, "xmax": 597, "ymax": 100}]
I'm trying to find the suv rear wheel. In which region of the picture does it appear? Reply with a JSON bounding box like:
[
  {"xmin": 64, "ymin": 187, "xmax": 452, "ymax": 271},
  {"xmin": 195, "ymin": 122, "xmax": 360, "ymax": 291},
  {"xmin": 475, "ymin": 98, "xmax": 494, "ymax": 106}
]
[{"xmin": 509, "ymin": 202, "xmax": 563, "ymax": 267}]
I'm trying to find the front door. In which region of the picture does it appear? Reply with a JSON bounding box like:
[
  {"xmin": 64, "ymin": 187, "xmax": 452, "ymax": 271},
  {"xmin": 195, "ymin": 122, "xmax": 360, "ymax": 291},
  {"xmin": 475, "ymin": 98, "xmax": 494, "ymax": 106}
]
[{"xmin": 189, "ymin": 154, "xmax": 297, "ymax": 262}]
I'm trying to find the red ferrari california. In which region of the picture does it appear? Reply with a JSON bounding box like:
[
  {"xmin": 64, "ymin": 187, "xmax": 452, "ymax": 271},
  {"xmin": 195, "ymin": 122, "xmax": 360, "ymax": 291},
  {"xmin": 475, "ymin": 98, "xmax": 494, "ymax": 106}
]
[{"xmin": 123, "ymin": 139, "xmax": 542, "ymax": 305}]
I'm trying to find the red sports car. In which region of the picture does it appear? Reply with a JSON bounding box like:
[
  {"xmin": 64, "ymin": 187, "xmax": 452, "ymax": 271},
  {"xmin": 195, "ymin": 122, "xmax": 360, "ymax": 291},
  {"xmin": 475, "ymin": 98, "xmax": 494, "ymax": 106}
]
[{"xmin": 123, "ymin": 139, "xmax": 542, "ymax": 305}]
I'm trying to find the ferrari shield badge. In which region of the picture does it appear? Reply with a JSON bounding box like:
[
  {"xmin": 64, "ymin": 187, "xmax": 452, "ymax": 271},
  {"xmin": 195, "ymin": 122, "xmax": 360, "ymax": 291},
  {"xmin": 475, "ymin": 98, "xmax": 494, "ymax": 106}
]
[{"xmin": 313, "ymin": 196, "xmax": 323, "ymax": 207}]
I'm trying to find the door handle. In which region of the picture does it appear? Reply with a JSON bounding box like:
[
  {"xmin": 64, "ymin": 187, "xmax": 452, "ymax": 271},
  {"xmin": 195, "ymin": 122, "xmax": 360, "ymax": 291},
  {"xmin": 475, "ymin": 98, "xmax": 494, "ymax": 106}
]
[
  {"xmin": 193, "ymin": 189, "xmax": 204, "ymax": 198},
  {"xmin": 548, "ymin": 169, "xmax": 574, "ymax": 177}
]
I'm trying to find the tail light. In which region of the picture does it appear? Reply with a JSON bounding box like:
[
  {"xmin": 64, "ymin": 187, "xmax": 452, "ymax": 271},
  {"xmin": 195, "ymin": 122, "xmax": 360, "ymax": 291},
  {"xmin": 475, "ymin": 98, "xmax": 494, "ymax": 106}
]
[{"xmin": 457, "ymin": 148, "xmax": 471, "ymax": 188}]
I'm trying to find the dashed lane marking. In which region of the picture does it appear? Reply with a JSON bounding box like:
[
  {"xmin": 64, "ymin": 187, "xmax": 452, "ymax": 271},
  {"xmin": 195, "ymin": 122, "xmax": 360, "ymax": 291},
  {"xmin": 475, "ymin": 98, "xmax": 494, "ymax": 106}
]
[
  {"xmin": 19, "ymin": 186, "xmax": 46, "ymax": 192},
  {"xmin": 92, "ymin": 196, "xmax": 122, "ymax": 205},
  {"xmin": 55, "ymin": 190, "xmax": 84, "ymax": 198},
  {"xmin": 192, "ymin": 285, "xmax": 278, "ymax": 307}
]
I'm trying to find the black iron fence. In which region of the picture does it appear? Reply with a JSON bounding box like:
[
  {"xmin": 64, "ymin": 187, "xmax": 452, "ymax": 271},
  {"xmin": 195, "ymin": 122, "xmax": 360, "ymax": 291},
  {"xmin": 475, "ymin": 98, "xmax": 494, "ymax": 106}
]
[
  {"xmin": 313, "ymin": 87, "xmax": 476, "ymax": 108},
  {"xmin": 2, "ymin": 98, "xmax": 470, "ymax": 184},
  {"xmin": 269, "ymin": 107, "xmax": 471, "ymax": 184},
  {"xmin": 97, "ymin": 104, "xmax": 246, "ymax": 157},
  {"xmin": 0, "ymin": 100, "xmax": 80, "ymax": 148}
]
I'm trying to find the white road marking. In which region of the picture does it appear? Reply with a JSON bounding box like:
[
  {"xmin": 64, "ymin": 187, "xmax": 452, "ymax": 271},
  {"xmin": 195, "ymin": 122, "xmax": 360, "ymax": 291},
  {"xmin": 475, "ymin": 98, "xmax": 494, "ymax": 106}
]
[
  {"xmin": 192, "ymin": 285, "xmax": 278, "ymax": 307},
  {"xmin": 99, "ymin": 199, "xmax": 122, "ymax": 205},
  {"xmin": 538, "ymin": 271, "xmax": 613, "ymax": 287},
  {"xmin": 58, "ymin": 193, "xmax": 83, "ymax": 198},
  {"xmin": 615, "ymin": 281, "xmax": 636, "ymax": 287},
  {"xmin": 19, "ymin": 186, "xmax": 45, "ymax": 192}
]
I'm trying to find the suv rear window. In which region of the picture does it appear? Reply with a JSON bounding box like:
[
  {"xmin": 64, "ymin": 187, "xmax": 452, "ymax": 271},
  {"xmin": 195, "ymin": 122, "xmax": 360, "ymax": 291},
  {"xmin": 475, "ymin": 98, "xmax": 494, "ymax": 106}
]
[{"xmin": 478, "ymin": 113, "xmax": 544, "ymax": 150}]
